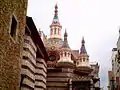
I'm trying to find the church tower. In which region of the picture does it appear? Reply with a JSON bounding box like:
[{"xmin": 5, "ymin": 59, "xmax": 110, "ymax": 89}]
[
  {"xmin": 76, "ymin": 37, "xmax": 90, "ymax": 67},
  {"xmin": 50, "ymin": 4, "xmax": 62, "ymax": 39},
  {"xmin": 46, "ymin": 5, "xmax": 100, "ymax": 90}
]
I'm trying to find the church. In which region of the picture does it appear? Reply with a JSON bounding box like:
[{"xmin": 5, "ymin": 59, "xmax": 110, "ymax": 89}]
[{"xmin": 40, "ymin": 4, "xmax": 100, "ymax": 90}]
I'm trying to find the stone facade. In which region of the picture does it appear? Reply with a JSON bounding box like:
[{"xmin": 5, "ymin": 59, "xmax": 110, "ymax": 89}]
[
  {"xmin": 0, "ymin": 0, "xmax": 28, "ymax": 89},
  {"xmin": 20, "ymin": 17, "xmax": 48, "ymax": 90}
]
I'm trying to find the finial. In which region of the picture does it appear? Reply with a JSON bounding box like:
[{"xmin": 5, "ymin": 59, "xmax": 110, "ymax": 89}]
[
  {"xmin": 64, "ymin": 29, "xmax": 68, "ymax": 42},
  {"xmin": 80, "ymin": 37, "xmax": 87, "ymax": 54},
  {"xmin": 82, "ymin": 36, "xmax": 85, "ymax": 44},
  {"xmin": 64, "ymin": 29, "xmax": 68, "ymax": 36},
  {"xmin": 55, "ymin": 4, "xmax": 58, "ymax": 9}
]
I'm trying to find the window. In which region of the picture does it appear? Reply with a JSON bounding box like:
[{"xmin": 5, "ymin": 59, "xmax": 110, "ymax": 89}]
[
  {"xmin": 65, "ymin": 52, "xmax": 67, "ymax": 57},
  {"xmin": 23, "ymin": 47, "xmax": 29, "ymax": 51},
  {"xmin": 50, "ymin": 29, "xmax": 52, "ymax": 35},
  {"xmin": 22, "ymin": 56, "xmax": 28, "ymax": 60},
  {"xmin": 83, "ymin": 58, "xmax": 85, "ymax": 62},
  {"xmin": 54, "ymin": 28, "xmax": 57, "ymax": 34},
  {"xmin": 24, "ymin": 39, "xmax": 29, "ymax": 44},
  {"xmin": 10, "ymin": 15, "xmax": 17, "ymax": 38},
  {"xmin": 61, "ymin": 53, "xmax": 63, "ymax": 57},
  {"xmin": 49, "ymin": 55, "xmax": 56, "ymax": 61}
]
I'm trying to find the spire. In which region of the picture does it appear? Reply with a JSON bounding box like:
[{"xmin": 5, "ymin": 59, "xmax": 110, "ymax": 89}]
[
  {"xmin": 51, "ymin": 4, "xmax": 60, "ymax": 25},
  {"xmin": 62, "ymin": 29, "xmax": 69, "ymax": 47},
  {"xmin": 80, "ymin": 37, "xmax": 87, "ymax": 54},
  {"xmin": 82, "ymin": 37, "xmax": 85, "ymax": 45},
  {"xmin": 64, "ymin": 29, "xmax": 68, "ymax": 42},
  {"xmin": 54, "ymin": 4, "xmax": 58, "ymax": 20}
]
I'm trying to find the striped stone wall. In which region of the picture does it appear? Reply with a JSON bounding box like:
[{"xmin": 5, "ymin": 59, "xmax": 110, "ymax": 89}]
[
  {"xmin": 21, "ymin": 35, "xmax": 37, "ymax": 90},
  {"xmin": 47, "ymin": 68, "xmax": 72, "ymax": 90},
  {"xmin": 35, "ymin": 58, "xmax": 47, "ymax": 90},
  {"xmin": 21, "ymin": 28, "xmax": 47, "ymax": 90}
]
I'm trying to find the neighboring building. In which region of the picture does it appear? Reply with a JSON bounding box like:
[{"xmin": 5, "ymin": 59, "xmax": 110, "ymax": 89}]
[
  {"xmin": 116, "ymin": 30, "xmax": 120, "ymax": 90},
  {"xmin": 117, "ymin": 30, "xmax": 120, "ymax": 75},
  {"xmin": 108, "ymin": 71, "xmax": 115, "ymax": 90},
  {"xmin": 20, "ymin": 16, "xmax": 49, "ymax": 90},
  {"xmin": 111, "ymin": 48, "xmax": 118, "ymax": 77},
  {"xmin": 108, "ymin": 31, "xmax": 120, "ymax": 90},
  {"xmin": 108, "ymin": 48, "xmax": 117, "ymax": 90},
  {"xmin": 41, "ymin": 4, "xmax": 100, "ymax": 90},
  {"xmin": 0, "ymin": 0, "xmax": 28, "ymax": 89}
]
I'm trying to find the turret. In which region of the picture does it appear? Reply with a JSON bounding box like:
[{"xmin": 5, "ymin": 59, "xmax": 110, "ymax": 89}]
[
  {"xmin": 56, "ymin": 30, "xmax": 73, "ymax": 68},
  {"xmin": 76, "ymin": 37, "xmax": 89, "ymax": 67}
]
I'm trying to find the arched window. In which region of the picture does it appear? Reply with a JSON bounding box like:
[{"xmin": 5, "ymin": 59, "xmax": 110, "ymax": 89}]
[
  {"xmin": 55, "ymin": 28, "xmax": 57, "ymax": 34},
  {"xmin": 83, "ymin": 58, "xmax": 85, "ymax": 62},
  {"xmin": 61, "ymin": 52, "xmax": 63, "ymax": 57},
  {"xmin": 51, "ymin": 29, "xmax": 52, "ymax": 35},
  {"xmin": 65, "ymin": 52, "xmax": 67, "ymax": 57}
]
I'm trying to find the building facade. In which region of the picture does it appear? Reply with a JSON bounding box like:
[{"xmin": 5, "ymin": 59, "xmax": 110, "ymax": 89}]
[
  {"xmin": 116, "ymin": 30, "xmax": 120, "ymax": 90},
  {"xmin": 108, "ymin": 31, "xmax": 120, "ymax": 90},
  {"xmin": 40, "ymin": 5, "xmax": 100, "ymax": 90},
  {"xmin": 20, "ymin": 17, "xmax": 49, "ymax": 90},
  {"xmin": 0, "ymin": 0, "xmax": 28, "ymax": 89},
  {"xmin": 0, "ymin": 1, "xmax": 100, "ymax": 90},
  {"xmin": 0, "ymin": 2, "xmax": 49, "ymax": 90}
]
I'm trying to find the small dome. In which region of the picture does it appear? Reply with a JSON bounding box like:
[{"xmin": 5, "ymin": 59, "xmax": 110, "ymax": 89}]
[
  {"xmin": 62, "ymin": 41, "xmax": 69, "ymax": 48},
  {"xmin": 60, "ymin": 40, "xmax": 71, "ymax": 52}
]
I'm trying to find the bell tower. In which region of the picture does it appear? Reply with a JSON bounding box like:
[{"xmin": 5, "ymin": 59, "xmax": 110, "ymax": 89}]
[{"xmin": 50, "ymin": 4, "xmax": 62, "ymax": 39}]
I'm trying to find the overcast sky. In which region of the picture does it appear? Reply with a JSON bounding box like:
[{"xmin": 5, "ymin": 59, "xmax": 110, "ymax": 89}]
[{"xmin": 27, "ymin": 0, "xmax": 120, "ymax": 89}]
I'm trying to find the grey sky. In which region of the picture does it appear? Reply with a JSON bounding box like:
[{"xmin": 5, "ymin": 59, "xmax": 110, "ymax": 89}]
[{"xmin": 27, "ymin": 0, "xmax": 120, "ymax": 89}]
